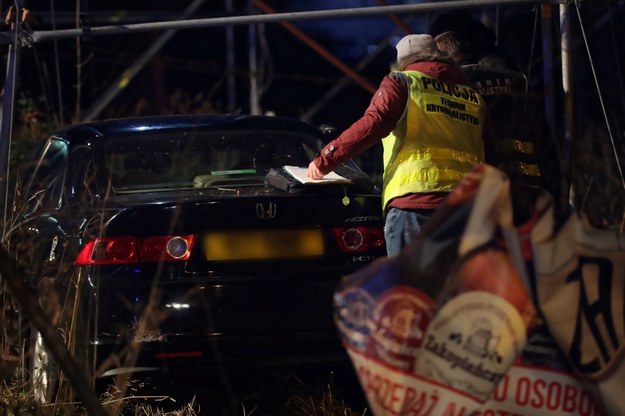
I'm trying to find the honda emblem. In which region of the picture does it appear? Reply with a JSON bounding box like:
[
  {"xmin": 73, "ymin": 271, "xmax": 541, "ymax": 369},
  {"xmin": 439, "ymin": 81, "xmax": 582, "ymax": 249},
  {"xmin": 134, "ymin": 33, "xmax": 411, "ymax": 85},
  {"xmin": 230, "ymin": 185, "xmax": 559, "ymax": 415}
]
[{"xmin": 256, "ymin": 202, "xmax": 277, "ymax": 219}]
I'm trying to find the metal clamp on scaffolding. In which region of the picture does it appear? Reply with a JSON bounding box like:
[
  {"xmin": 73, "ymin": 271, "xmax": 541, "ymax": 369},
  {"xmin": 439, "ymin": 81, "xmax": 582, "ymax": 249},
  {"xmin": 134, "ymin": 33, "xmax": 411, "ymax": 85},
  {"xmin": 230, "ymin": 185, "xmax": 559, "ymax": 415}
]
[
  {"xmin": 80, "ymin": 12, "xmax": 92, "ymax": 42},
  {"xmin": 4, "ymin": 5, "xmax": 34, "ymax": 47}
]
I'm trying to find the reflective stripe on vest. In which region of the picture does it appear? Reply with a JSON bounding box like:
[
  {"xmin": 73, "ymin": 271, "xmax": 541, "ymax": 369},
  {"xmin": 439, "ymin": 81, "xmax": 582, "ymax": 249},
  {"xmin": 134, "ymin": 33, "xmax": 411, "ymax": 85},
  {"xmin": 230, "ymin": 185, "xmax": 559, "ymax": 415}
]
[
  {"xmin": 382, "ymin": 70, "xmax": 485, "ymax": 209},
  {"xmin": 494, "ymin": 138, "xmax": 542, "ymax": 178},
  {"xmin": 494, "ymin": 138, "xmax": 535, "ymax": 154}
]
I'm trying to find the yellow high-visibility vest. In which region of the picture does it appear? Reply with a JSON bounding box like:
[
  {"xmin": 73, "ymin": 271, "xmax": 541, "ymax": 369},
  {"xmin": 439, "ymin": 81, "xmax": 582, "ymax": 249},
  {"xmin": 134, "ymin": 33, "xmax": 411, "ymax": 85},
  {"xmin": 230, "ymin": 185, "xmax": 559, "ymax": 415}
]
[{"xmin": 382, "ymin": 70, "xmax": 486, "ymax": 210}]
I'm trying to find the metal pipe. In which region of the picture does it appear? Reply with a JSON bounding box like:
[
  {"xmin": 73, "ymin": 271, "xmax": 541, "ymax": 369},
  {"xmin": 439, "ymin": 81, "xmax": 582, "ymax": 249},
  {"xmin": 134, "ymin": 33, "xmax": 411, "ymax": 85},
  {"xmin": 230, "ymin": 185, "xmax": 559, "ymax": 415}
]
[
  {"xmin": 25, "ymin": 0, "xmax": 566, "ymax": 44},
  {"xmin": 249, "ymin": 1, "xmax": 261, "ymax": 115},
  {"xmin": 542, "ymin": 3, "xmax": 567, "ymax": 215},
  {"xmin": 560, "ymin": 3, "xmax": 573, "ymax": 208},
  {"xmin": 226, "ymin": 0, "xmax": 236, "ymax": 113},
  {"xmin": 541, "ymin": 4, "xmax": 558, "ymax": 148},
  {"xmin": 49, "ymin": 0, "xmax": 64, "ymax": 123},
  {"xmin": 1, "ymin": 4, "xmax": 21, "ymax": 240}
]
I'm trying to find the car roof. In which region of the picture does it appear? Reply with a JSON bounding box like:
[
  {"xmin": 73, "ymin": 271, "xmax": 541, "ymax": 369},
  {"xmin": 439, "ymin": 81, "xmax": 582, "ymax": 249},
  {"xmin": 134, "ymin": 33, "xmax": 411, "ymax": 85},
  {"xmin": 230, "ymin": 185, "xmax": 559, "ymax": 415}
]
[{"xmin": 54, "ymin": 114, "xmax": 327, "ymax": 146}]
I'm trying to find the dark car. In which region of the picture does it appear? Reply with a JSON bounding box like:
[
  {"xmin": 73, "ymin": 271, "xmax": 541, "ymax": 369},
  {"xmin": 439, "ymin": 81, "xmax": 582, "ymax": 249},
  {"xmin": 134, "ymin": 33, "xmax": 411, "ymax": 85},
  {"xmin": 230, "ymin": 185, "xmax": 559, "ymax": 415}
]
[{"xmin": 8, "ymin": 114, "xmax": 385, "ymax": 401}]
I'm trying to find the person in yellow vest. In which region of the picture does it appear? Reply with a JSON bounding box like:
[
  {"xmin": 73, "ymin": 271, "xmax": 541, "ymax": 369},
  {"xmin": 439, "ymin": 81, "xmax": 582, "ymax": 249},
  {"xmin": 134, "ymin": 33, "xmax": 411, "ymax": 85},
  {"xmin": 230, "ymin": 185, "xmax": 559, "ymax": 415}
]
[{"xmin": 307, "ymin": 34, "xmax": 487, "ymax": 256}]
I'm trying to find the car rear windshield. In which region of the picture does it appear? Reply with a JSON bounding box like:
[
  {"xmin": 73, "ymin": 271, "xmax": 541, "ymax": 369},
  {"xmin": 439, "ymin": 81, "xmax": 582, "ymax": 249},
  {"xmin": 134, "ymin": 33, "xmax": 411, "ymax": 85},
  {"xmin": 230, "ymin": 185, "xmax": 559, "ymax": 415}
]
[{"xmin": 101, "ymin": 130, "xmax": 323, "ymax": 193}]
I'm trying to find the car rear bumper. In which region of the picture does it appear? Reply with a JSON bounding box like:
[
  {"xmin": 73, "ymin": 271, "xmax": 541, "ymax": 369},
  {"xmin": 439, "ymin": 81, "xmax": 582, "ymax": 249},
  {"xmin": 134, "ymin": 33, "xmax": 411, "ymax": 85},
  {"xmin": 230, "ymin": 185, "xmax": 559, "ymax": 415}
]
[
  {"xmin": 94, "ymin": 330, "xmax": 350, "ymax": 378},
  {"xmin": 85, "ymin": 268, "xmax": 355, "ymax": 375}
]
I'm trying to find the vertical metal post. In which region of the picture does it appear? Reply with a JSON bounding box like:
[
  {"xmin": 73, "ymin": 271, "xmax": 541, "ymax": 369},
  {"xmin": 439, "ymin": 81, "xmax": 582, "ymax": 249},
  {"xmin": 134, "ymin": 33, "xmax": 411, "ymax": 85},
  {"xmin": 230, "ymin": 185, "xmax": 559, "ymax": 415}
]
[
  {"xmin": 225, "ymin": 0, "xmax": 236, "ymax": 113},
  {"xmin": 248, "ymin": 1, "xmax": 260, "ymax": 115},
  {"xmin": 560, "ymin": 3, "xmax": 573, "ymax": 208},
  {"xmin": 541, "ymin": 3, "xmax": 558, "ymax": 148},
  {"xmin": 0, "ymin": 5, "xmax": 21, "ymax": 240},
  {"xmin": 49, "ymin": 0, "xmax": 64, "ymax": 124}
]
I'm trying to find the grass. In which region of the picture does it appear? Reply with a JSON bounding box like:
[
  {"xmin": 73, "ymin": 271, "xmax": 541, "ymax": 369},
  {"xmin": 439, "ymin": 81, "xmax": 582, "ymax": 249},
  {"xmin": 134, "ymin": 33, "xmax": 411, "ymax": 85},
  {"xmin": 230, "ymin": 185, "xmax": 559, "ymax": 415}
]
[
  {"xmin": 0, "ymin": 228, "xmax": 367, "ymax": 415},
  {"xmin": 1, "ymin": 380, "xmax": 55, "ymax": 416},
  {"xmin": 0, "ymin": 370, "xmax": 368, "ymax": 416},
  {"xmin": 284, "ymin": 384, "xmax": 367, "ymax": 416}
]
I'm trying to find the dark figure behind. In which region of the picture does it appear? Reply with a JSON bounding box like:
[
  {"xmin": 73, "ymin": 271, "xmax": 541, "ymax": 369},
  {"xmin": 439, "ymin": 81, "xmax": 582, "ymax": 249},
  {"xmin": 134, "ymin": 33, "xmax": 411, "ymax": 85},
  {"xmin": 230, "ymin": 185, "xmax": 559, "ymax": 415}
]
[{"xmin": 432, "ymin": 13, "xmax": 562, "ymax": 225}]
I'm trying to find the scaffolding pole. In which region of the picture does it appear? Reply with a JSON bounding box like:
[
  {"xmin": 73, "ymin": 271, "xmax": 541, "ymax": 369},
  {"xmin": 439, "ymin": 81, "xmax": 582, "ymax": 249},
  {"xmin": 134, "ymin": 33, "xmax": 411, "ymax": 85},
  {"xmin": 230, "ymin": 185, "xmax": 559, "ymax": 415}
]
[
  {"xmin": 560, "ymin": 2, "xmax": 573, "ymax": 210},
  {"xmin": 226, "ymin": 0, "xmax": 237, "ymax": 113},
  {"xmin": 0, "ymin": 5, "xmax": 21, "ymax": 240},
  {"xmin": 249, "ymin": 1, "xmax": 261, "ymax": 115},
  {"xmin": 9, "ymin": 0, "xmax": 565, "ymax": 45}
]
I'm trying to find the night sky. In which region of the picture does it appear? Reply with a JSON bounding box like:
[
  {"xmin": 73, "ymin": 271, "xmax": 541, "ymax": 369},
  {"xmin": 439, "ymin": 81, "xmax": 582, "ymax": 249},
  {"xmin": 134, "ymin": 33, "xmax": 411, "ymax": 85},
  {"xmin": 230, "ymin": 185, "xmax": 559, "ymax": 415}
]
[{"xmin": 5, "ymin": 1, "xmax": 625, "ymax": 137}]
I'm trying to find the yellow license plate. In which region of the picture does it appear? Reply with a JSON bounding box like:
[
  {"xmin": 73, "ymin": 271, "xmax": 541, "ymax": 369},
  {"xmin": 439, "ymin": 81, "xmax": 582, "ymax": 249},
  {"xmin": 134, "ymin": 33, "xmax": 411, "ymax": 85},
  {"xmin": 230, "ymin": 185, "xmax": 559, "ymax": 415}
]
[{"xmin": 204, "ymin": 229, "xmax": 324, "ymax": 261}]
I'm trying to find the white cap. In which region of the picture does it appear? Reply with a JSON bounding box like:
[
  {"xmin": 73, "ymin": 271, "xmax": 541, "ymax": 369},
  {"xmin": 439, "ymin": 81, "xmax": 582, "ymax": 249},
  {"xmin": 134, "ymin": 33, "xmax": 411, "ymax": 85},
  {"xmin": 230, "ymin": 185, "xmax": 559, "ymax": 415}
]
[{"xmin": 395, "ymin": 34, "xmax": 436, "ymax": 60}]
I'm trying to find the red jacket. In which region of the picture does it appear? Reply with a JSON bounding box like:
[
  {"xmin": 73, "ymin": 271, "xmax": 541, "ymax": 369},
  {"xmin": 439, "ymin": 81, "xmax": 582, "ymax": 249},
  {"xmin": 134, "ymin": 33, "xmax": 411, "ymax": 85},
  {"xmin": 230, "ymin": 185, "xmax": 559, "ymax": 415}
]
[{"xmin": 314, "ymin": 61, "xmax": 469, "ymax": 210}]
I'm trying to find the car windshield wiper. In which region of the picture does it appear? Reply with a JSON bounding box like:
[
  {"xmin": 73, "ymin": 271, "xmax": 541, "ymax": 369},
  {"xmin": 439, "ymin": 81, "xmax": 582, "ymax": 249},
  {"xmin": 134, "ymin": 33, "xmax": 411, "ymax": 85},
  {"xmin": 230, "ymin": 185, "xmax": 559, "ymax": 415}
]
[
  {"xmin": 112, "ymin": 185, "xmax": 195, "ymax": 194},
  {"xmin": 192, "ymin": 175, "xmax": 266, "ymax": 189}
]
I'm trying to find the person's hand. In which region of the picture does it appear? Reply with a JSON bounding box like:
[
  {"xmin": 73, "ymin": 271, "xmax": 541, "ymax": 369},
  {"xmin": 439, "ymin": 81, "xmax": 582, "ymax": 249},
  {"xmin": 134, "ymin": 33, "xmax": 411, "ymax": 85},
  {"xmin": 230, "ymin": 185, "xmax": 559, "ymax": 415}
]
[{"xmin": 307, "ymin": 160, "xmax": 324, "ymax": 180}]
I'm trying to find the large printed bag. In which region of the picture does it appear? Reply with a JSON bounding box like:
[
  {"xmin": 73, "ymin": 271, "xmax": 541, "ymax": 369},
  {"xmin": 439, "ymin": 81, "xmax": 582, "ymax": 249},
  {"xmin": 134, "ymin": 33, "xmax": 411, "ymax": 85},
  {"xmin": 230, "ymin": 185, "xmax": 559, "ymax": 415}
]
[
  {"xmin": 475, "ymin": 206, "xmax": 605, "ymax": 416},
  {"xmin": 482, "ymin": 325, "xmax": 603, "ymax": 416},
  {"xmin": 530, "ymin": 201, "xmax": 625, "ymax": 416},
  {"xmin": 334, "ymin": 165, "xmax": 536, "ymax": 415}
]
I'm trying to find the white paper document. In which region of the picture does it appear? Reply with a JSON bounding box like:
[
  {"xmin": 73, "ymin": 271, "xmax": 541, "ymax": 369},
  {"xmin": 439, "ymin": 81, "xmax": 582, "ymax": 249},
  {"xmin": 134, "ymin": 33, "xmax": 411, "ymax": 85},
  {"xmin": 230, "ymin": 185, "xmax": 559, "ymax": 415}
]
[{"xmin": 284, "ymin": 165, "xmax": 352, "ymax": 184}]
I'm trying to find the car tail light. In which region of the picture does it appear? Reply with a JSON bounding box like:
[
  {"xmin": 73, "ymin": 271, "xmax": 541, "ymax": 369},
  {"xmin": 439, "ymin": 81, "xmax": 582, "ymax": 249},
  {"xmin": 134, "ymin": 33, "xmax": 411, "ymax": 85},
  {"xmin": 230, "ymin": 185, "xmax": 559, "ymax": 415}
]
[
  {"xmin": 331, "ymin": 226, "xmax": 384, "ymax": 253},
  {"xmin": 74, "ymin": 235, "xmax": 196, "ymax": 265}
]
